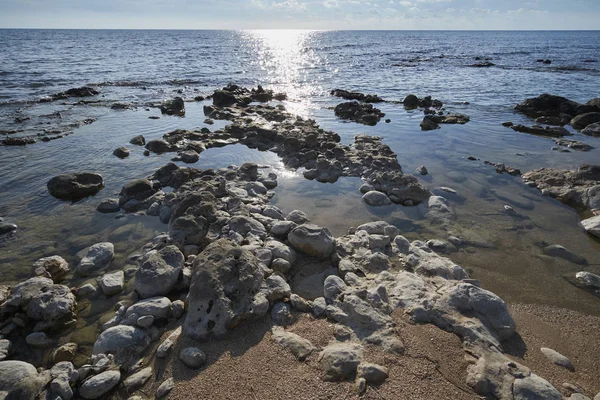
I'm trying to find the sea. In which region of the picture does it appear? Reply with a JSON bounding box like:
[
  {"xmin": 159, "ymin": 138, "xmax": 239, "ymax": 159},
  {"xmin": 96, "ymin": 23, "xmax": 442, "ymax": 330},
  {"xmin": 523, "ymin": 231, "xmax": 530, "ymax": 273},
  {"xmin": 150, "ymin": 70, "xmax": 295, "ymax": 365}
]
[{"xmin": 0, "ymin": 30, "xmax": 599, "ymax": 319}]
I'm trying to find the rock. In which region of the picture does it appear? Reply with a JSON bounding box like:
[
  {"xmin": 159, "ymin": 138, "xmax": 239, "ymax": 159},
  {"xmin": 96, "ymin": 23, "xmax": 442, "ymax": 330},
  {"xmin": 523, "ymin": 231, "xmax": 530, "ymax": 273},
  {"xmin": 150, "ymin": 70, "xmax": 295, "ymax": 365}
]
[
  {"xmin": 179, "ymin": 347, "xmax": 207, "ymax": 369},
  {"xmin": 313, "ymin": 297, "xmax": 327, "ymax": 317},
  {"xmin": 581, "ymin": 215, "xmax": 600, "ymax": 238},
  {"xmin": 582, "ymin": 122, "xmax": 600, "ymax": 136},
  {"xmin": 330, "ymin": 89, "xmax": 383, "ymax": 103},
  {"xmin": 515, "ymin": 94, "xmax": 579, "ymax": 118},
  {"xmin": 97, "ymin": 198, "xmax": 120, "ymax": 213},
  {"xmin": 289, "ymin": 293, "xmax": 312, "ymax": 312},
  {"xmin": 98, "ymin": 271, "xmax": 124, "ymax": 296},
  {"xmin": 136, "ymin": 315, "xmax": 154, "ymax": 328},
  {"xmin": 420, "ymin": 116, "xmax": 440, "ymax": 131},
  {"xmin": 180, "ymin": 150, "xmax": 199, "ymax": 163},
  {"xmin": 271, "ymin": 326, "xmax": 316, "ymax": 361},
  {"xmin": 31, "ymin": 255, "xmax": 69, "ymax": 283},
  {"xmin": 0, "ymin": 340, "xmax": 10, "ymax": 361},
  {"xmin": 334, "ymin": 101, "xmax": 385, "ymax": 125},
  {"xmin": 357, "ymin": 362, "xmax": 389, "ymax": 384},
  {"xmin": 51, "ymin": 376, "xmax": 73, "ymax": 399},
  {"xmin": 184, "ymin": 239, "xmax": 263, "ymax": 340},
  {"xmin": 134, "ymin": 245, "xmax": 184, "ymax": 298},
  {"xmin": 123, "ymin": 367, "xmax": 152, "ymax": 393},
  {"xmin": 286, "ymin": 210, "xmax": 309, "ymax": 224},
  {"xmin": 47, "ymin": 172, "xmax": 104, "ymax": 201},
  {"xmin": 571, "ymin": 112, "xmax": 600, "ymax": 130},
  {"xmin": 512, "ymin": 374, "xmax": 562, "ymax": 400},
  {"xmin": 129, "ymin": 135, "xmax": 146, "ymax": 146},
  {"xmin": 574, "ymin": 271, "xmax": 600, "ymax": 296},
  {"xmin": 318, "ymin": 342, "xmax": 363, "ymax": 381},
  {"xmin": 119, "ymin": 178, "xmax": 157, "ymax": 206},
  {"xmin": 57, "ymin": 86, "xmax": 99, "ymax": 98},
  {"xmin": 362, "ymin": 190, "xmax": 392, "ymax": 206},
  {"xmin": 76, "ymin": 242, "xmax": 114, "ymax": 276},
  {"xmin": 52, "ymin": 342, "xmax": 78, "ymax": 363},
  {"xmin": 145, "ymin": 139, "xmax": 173, "ymax": 153},
  {"xmin": 540, "ymin": 347, "xmax": 575, "ymax": 371},
  {"xmin": 511, "ymin": 124, "xmax": 571, "ymax": 137},
  {"xmin": 553, "ymin": 138, "xmax": 594, "ymax": 151},
  {"xmin": 270, "ymin": 220, "xmax": 296, "ymax": 238},
  {"xmin": 403, "ymin": 94, "xmax": 419, "ymax": 108},
  {"xmin": 26, "ymin": 332, "xmax": 53, "ymax": 348},
  {"xmin": 270, "ymin": 302, "xmax": 293, "ymax": 326},
  {"xmin": 416, "ymin": 165, "xmax": 428, "ymax": 175},
  {"xmin": 288, "ymin": 224, "xmax": 335, "ymax": 259},
  {"xmin": 324, "ymin": 276, "xmax": 347, "ymax": 301},
  {"xmin": 0, "ymin": 222, "xmax": 17, "ymax": 235},
  {"xmin": 126, "ymin": 297, "xmax": 172, "ymax": 320},
  {"xmin": 260, "ymin": 275, "xmax": 291, "ymax": 303},
  {"xmin": 79, "ymin": 370, "xmax": 121, "ymax": 399},
  {"xmin": 542, "ymin": 244, "xmax": 587, "ymax": 265},
  {"xmin": 0, "ymin": 360, "xmax": 41, "ymax": 399},
  {"xmin": 26, "ymin": 282, "xmax": 76, "ymax": 331},
  {"xmin": 228, "ymin": 215, "xmax": 267, "ymax": 238},
  {"xmin": 92, "ymin": 326, "xmax": 151, "ymax": 365},
  {"xmin": 156, "ymin": 378, "xmax": 174, "ymax": 399},
  {"xmin": 471, "ymin": 61, "xmax": 495, "ymax": 67},
  {"xmin": 160, "ymin": 97, "xmax": 185, "ymax": 115},
  {"xmin": 113, "ymin": 147, "xmax": 130, "ymax": 158}
]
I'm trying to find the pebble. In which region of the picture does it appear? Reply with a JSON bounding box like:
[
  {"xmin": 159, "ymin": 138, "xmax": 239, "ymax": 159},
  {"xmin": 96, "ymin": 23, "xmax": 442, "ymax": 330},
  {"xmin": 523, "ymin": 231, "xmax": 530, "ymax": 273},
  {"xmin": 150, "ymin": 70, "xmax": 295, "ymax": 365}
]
[{"xmin": 179, "ymin": 347, "xmax": 207, "ymax": 369}]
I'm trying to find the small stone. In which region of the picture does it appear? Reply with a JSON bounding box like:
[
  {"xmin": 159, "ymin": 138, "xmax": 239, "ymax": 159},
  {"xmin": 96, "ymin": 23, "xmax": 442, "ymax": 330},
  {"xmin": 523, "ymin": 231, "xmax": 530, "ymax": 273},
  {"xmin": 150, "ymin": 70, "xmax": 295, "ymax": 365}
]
[
  {"xmin": 98, "ymin": 270, "xmax": 124, "ymax": 296},
  {"xmin": 180, "ymin": 150, "xmax": 199, "ymax": 164},
  {"xmin": 357, "ymin": 362, "xmax": 389, "ymax": 384},
  {"xmin": 416, "ymin": 165, "xmax": 429, "ymax": 175},
  {"xmin": 97, "ymin": 198, "xmax": 120, "ymax": 213},
  {"xmin": 52, "ymin": 343, "xmax": 78, "ymax": 363},
  {"xmin": 136, "ymin": 315, "xmax": 154, "ymax": 328},
  {"xmin": 356, "ymin": 377, "xmax": 367, "ymax": 394},
  {"xmin": 540, "ymin": 347, "xmax": 575, "ymax": 371},
  {"xmin": 113, "ymin": 147, "xmax": 130, "ymax": 158},
  {"xmin": 157, "ymin": 339, "xmax": 174, "ymax": 359},
  {"xmin": 313, "ymin": 297, "xmax": 327, "ymax": 317},
  {"xmin": 129, "ymin": 135, "xmax": 145, "ymax": 146},
  {"xmin": 79, "ymin": 370, "xmax": 121, "ymax": 399},
  {"xmin": 123, "ymin": 367, "xmax": 152, "ymax": 393},
  {"xmin": 324, "ymin": 275, "xmax": 347, "ymax": 301},
  {"xmin": 271, "ymin": 302, "xmax": 293, "ymax": 326},
  {"xmin": 156, "ymin": 378, "xmax": 174, "ymax": 399},
  {"xmin": 26, "ymin": 332, "xmax": 53, "ymax": 348},
  {"xmin": 172, "ymin": 300, "xmax": 185, "ymax": 319},
  {"xmin": 318, "ymin": 342, "xmax": 363, "ymax": 381},
  {"xmin": 179, "ymin": 347, "xmax": 207, "ymax": 369},
  {"xmin": 271, "ymin": 326, "xmax": 316, "ymax": 361},
  {"xmin": 51, "ymin": 376, "xmax": 73, "ymax": 400}
]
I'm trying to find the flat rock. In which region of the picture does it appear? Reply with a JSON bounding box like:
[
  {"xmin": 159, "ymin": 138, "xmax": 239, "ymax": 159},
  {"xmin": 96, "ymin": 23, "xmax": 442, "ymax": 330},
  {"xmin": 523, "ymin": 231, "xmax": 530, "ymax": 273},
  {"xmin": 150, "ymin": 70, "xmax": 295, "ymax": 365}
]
[
  {"xmin": 540, "ymin": 347, "xmax": 575, "ymax": 371},
  {"xmin": 288, "ymin": 224, "xmax": 335, "ymax": 259},
  {"xmin": 581, "ymin": 215, "xmax": 600, "ymax": 238},
  {"xmin": 271, "ymin": 326, "xmax": 316, "ymax": 361},
  {"xmin": 98, "ymin": 270, "xmax": 124, "ymax": 296},
  {"xmin": 318, "ymin": 342, "xmax": 363, "ymax": 381},
  {"xmin": 79, "ymin": 370, "xmax": 121, "ymax": 399},
  {"xmin": 47, "ymin": 172, "xmax": 104, "ymax": 201},
  {"xmin": 76, "ymin": 242, "xmax": 114, "ymax": 277}
]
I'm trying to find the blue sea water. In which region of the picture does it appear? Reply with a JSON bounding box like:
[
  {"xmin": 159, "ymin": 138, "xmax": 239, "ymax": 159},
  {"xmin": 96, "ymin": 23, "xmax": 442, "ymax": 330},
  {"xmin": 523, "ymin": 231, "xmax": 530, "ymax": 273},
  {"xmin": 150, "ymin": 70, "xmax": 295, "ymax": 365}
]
[{"xmin": 0, "ymin": 30, "xmax": 599, "ymax": 313}]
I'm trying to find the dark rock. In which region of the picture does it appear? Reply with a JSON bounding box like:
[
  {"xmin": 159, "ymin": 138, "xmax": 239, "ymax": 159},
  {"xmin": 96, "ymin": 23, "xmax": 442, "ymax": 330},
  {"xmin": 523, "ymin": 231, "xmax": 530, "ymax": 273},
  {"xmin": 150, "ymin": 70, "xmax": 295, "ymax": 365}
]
[
  {"xmin": 113, "ymin": 147, "xmax": 130, "ymax": 158},
  {"xmin": 403, "ymin": 94, "xmax": 419, "ymax": 108},
  {"xmin": 502, "ymin": 121, "xmax": 513, "ymax": 127},
  {"xmin": 553, "ymin": 139, "xmax": 594, "ymax": 152},
  {"xmin": 130, "ymin": 135, "xmax": 146, "ymax": 146},
  {"xmin": 1, "ymin": 137, "xmax": 36, "ymax": 146},
  {"xmin": 515, "ymin": 94, "xmax": 579, "ymax": 118},
  {"xmin": 145, "ymin": 139, "xmax": 174, "ymax": 153},
  {"xmin": 471, "ymin": 61, "xmax": 495, "ymax": 67},
  {"xmin": 571, "ymin": 112, "xmax": 600, "ymax": 130},
  {"xmin": 330, "ymin": 89, "xmax": 384, "ymax": 103},
  {"xmin": 119, "ymin": 179, "xmax": 157, "ymax": 206},
  {"xmin": 97, "ymin": 198, "xmax": 120, "ymax": 213},
  {"xmin": 334, "ymin": 101, "xmax": 385, "ymax": 126},
  {"xmin": 535, "ymin": 116, "xmax": 564, "ymax": 126},
  {"xmin": 47, "ymin": 172, "xmax": 104, "ymax": 201},
  {"xmin": 160, "ymin": 97, "xmax": 185, "ymax": 116},
  {"xmin": 582, "ymin": 122, "xmax": 600, "ymax": 136},
  {"xmin": 420, "ymin": 116, "xmax": 440, "ymax": 131},
  {"xmin": 511, "ymin": 124, "xmax": 571, "ymax": 138},
  {"xmin": 0, "ymin": 222, "xmax": 17, "ymax": 235}
]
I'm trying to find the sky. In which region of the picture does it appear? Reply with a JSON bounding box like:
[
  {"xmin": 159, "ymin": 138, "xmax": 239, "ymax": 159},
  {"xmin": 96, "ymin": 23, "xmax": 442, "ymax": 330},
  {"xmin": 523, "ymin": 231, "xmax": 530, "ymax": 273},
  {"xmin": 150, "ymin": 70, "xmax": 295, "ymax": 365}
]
[{"xmin": 1, "ymin": 0, "xmax": 599, "ymax": 30}]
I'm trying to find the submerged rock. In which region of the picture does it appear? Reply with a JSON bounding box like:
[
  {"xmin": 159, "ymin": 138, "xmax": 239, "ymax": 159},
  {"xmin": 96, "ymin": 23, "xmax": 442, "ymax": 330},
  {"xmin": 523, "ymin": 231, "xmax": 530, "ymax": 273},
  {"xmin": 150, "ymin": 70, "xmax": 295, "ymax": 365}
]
[
  {"xmin": 47, "ymin": 172, "xmax": 104, "ymax": 201},
  {"xmin": 76, "ymin": 242, "xmax": 114, "ymax": 277},
  {"xmin": 113, "ymin": 146, "xmax": 130, "ymax": 158},
  {"xmin": 330, "ymin": 89, "xmax": 384, "ymax": 103},
  {"xmin": 510, "ymin": 124, "xmax": 571, "ymax": 137}
]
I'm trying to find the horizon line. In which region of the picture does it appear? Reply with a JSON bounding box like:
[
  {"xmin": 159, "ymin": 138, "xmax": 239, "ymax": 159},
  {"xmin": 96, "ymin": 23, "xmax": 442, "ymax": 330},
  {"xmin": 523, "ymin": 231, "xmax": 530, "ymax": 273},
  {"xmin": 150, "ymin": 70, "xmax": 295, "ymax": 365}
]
[{"xmin": 1, "ymin": 27, "xmax": 600, "ymax": 31}]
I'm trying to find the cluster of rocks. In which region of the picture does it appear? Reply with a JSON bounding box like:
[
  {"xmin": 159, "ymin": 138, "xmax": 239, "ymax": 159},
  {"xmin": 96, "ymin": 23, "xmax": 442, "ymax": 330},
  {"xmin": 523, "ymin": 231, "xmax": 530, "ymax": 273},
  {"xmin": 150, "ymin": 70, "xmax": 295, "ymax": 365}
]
[
  {"xmin": 330, "ymin": 89, "xmax": 384, "ymax": 103},
  {"xmin": 212, "ymin": 84, "xmax": 286, "ymax": 108},
  {"xmin": 334, "ymin": 101, "xmax": 386, "ymax": 125},
  {"xmin": 522, "ymin": 164, "xmax": 600, "ymax": 239},
  {"xmin": 421, "ymin": 113, "xmax": 470, "ymax": 131},
  {"xmin": 40, "ymin": 86, "xmax": 100, "ymax": 103},
  {"xmin": 514, "ymin": 94, "xmax": 600, "ymax": 137}
]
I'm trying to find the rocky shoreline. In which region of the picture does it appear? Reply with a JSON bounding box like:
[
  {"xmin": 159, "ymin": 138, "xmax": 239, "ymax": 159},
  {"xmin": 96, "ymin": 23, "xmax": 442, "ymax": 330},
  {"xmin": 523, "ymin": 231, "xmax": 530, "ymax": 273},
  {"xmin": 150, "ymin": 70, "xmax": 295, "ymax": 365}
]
[{"xmin": 1, "ymin": 86, "xmax": 599, "ymax": 400}]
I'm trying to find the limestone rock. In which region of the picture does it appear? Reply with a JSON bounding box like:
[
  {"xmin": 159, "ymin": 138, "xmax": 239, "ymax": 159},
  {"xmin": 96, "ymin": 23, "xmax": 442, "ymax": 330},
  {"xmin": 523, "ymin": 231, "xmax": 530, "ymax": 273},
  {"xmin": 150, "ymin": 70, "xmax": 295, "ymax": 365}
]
[
  {"xmin": 126, "ymin": 297, "xmax": 172, "ymax": 320},
  {"xmin": 98, "ymin": 270, "xmax": 124, "ymax": 296},
  {"xmin": 540, "ymin": 347, "xmax": 575, "ymax": 371},
  {"xmin": 0, "ymin": 360, "xmax": 41, "ymax": 400},
  {"xmin": 76, "ymin": 242, "xmax": 114, "ymax": 277},
  {"xmin": 318, "ymin": 342, "xmax": 363, "ymax": 381},
  {"xmin": 92, "ymin": 326, "xmax": 151, "ymax": 365},
  {"xmin": 79, "ymin": 370, "xmax": 121, "ymax": 399},
  {"xmin": 31, "ymin": 255, "xmax": 70, "ymax": 283},
  {"xmin": 288, "ymin": 224, "xmax": 335, "ymax": 259},
  {"xmin": 271, "ymin": 326, "xmax": 316, "ymax": 361},
  {"xmin": 179, "ymin": 347, "xmax": 207, "ymax": 369},
  {"xmin": 134, "ymin": 245, "xmax": 184, "ymax": 298},
  {"xmin": 581, "ymin": 215, "xmax": 600, "ymax": 238}
]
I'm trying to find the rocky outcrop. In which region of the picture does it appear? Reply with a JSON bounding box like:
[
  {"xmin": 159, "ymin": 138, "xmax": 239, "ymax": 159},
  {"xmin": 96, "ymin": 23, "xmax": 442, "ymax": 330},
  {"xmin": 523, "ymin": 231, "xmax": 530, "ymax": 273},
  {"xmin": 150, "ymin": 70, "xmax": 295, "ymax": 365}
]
[
  {"xmin": 330, "ymin": 89, "xmax": 383, "ymax": 103},
  {"xmin": 184, "ymin": 239, "xmax": 264, "ymax": 340},
  {"xmin": 571, "ymin": 112, "xmax": 600, "ymax": 130},
  {"xmin": 334, "ymin": 101, "xmax": 385, "ymax": 125},
  {"xmin": 47, "ymin": 172, "xmax": 104, "ymax": 201},
  {"xmin": 515, "ymin": 94, "xmax": 580, "ymax": 118}
]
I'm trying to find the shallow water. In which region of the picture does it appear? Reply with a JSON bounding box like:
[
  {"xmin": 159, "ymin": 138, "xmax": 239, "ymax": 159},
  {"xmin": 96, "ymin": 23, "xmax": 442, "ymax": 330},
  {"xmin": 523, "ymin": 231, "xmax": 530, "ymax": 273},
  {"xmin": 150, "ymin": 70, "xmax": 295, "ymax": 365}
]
[{"xmin": 1, "ymin": 30, "xmax": 599, "ymax": 321}]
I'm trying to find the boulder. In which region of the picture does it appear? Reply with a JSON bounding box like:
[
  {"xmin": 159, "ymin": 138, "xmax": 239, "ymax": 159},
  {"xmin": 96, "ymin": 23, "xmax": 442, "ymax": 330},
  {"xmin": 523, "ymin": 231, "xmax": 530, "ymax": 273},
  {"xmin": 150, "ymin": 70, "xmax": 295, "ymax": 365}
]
[
  {"xmin": 145, "ymin": 139, "xmax": 173, "ymax": 153},
  {"xmin": 79, "ymin": 370, "xmax": 120, "ymax": 399},
  {"xmin": 179, "ymin": 347, "xmax": 207, "ymax": 369},
  {"xmin": 574, "ymin": 271, "xmax": 600, "ymax": 297},
  {"xmin": 134, "ymin": 245, "xmax": 184, "ymax": 298},
  {"xmin": 76, "ymin": 242, "xmax": 114, "ymax": 277},
  {"xmin": 318, "ymin": 342, "xmax": 363, "ymax": 381},
  {"xmin": 0, "ymin": 222, "xmax": 17, "ymax": 235},
  {"xmin": 357, "ymin": 362, "xmax": 389, "ymax": 384},
  {"xmin": 180, "ymin": 150, "xmax": 199, "ymax": 163},
  {"xmin": 403, "ymin": 94, "xmax": 419, "ymax": 108},
  {"xmin": 97, "ymin": 270, "xmax": 125, "ymax": 296},
  {"xmin": 184, "ymin": 239, "xmax": 263, "ymax": 340},
  {"xmin": 118, "ymin": 178, "xmax": 157, "ymax": 206},
  {"xmin": 31, "ymin": 255, "xmax": 69, "ymax": 283},
  {"xmin": 129, "ymin": 135, "xmax": 146, "ymax": 146},
  {"xmin": 92, "ymin": 326, "xmax": 151, "ymax": 364},
  {"xmin": 288, "ymin": 224, "xmax": 335, "ymax": 259},
  {"xmin": 125, "ymin": 297, "xmax": 172, "ymax": 320},
  {"xmin": 571, "ymin": 112, "xmax": 600, "ymax": 130},
  {"xmin": 581, "ymin": 215, "xmax": 600, "ymax": 238},
  {"xmin": 515, "ymin": 94, "xmax": 579, "ymax": 118},
  {"xmin": 26, "ymin": 283, "xmax": 76, "ymax": 331},
  {"xmin": 47, "ymin": 172, "xmax": 104, "ymax": 201},
  {"xmin": 0, "ymin": 360, "xmax": 41, "ymax": 400},
  {"xmin": 420, "ymin": 116, "xmax": 440, "ymax": 131},
  {"xmin": 156, "ymin": 378, "xmax": 175, "ymax": 399},
  {"xmin": 96, "ymin": 198, "xmax": 120, "ymax": 213},
  {"xmin": 582, "ymin": 122, "xmax": 600, "ymax": 136},
  {"xmin": 362, "ymin": 190, "xmax": 392, "ymax": 206},
  {"xmin": 160, "ymin": 97, "xmax": 185, "ymax": 115},
  {"xmin": 113, "ymin": 147, "xmax": 130, "ymax": 158},
  {"xmin": 334, "ymin": 101, "xmax": 385, "ymax": 126}
]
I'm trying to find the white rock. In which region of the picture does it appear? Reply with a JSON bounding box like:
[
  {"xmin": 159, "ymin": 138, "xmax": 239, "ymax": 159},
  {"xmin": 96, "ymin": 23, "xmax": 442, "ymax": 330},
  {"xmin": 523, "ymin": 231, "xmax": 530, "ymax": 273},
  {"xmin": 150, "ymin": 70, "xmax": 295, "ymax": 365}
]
[
  {"xmin": 98, "ymin": 270, "xmax": 124, "ymax": 296},
  {"xmin": 76, "ymin": 242, "xmax": 115, "ymax": 277},
  {"xmin": 540, "ymin": 347, "xmax": 574, "ymax": 371},
  {"xmin": 79, "ymin": 370, "xmax": 121, "ymax": 399},
  {"xmin": 581, "ymin": 215, "xmax": 600, "ymax": 238}
]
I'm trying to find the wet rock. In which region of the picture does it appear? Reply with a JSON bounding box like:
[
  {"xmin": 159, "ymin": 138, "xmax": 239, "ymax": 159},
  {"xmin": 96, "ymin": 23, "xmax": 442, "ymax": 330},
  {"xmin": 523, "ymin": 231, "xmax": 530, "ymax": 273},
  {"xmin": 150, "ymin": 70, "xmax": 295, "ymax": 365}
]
[
  {"xmin": 180, "ymin": 150, "xmax": 200, "ymax": 163},
  {"xmin": 184, "ymin": 239, "xmax": 263, "ymax": 340},
  {"xmin": 553, "ymin": 138, "xmax": 594, "ymax": 151},
  {"xmin": 129, "ymin": 135, "xmax": 146, "ymax": 146},
  {"xmin": 364, "ymin": 170, "xmax": 430, "ymax": 205},
  {"xmin": 470, "ymin": 61, "xmax": 495, "ymax": 67},
  {"xmin": 1, "ymin": 137, "xmax": 36, "ymax": 146},
  {"xmin": 0, "ymin": 222, "xmax": 17, "ymax": 235},
  {"xmin": 145, "ymin": 139, "xmax": 173, "ymax": 153},
  {"xmin": 362, "ymin": 190, "xmax": 392, "ymax": 206},
  {"xmin": 92, "ymin": 326, "xmax": 151, "ymax": 365},
  {"xmin": 428, "ymin": 113, "xmax": 470, "ymax": 125},
  {"xmin": 536, "ymin": 116, "xmax": 564, "ymax": 125},
  {"xmin": 571, "ymin": 112, "xmax": 600, "ymax": 130},
  {"xmin": 582, "ymin": 122, "xmax": 600, "ymax": 136},
  {"xmin": 160, "ymin": 97, "xmax": 185, "ymax": 116},
  {"xmin": 330, "ymin": 89, "xmax": 383, "ymax": 103},
  {"xmin": 113, "ymin": 147, "xmax": 130, "ymax": 158},
  {"xmin": 52, "ymin": 342, "xmax": 78, "ymax": 363},
  {"xmin": 542, "ymin": 244, "xmax": 587, "ymax": 265},
  {"xmin": 79, "ymin": 370, "xmax": 121, "ymax": 399},
  {"xmin": 97, "ymin": 198, "xmax": 120, "ymax": 213},
  {"xmin": 179, "ymin": 347, "xmax": 207, "ymax": 369},
  {"xmin": 540, "ymin": 347, "xmax": 574, "ymax": 371},
  {"xmin": 119, "ymin": 178, "xmax": 157, "ymax": 207},
  {"xmin": 416, "ymin": 165, "xmax": 428, "ymax": 175},
  {"xmin": 98, "ymin": 270, "xmax": 125, "ymax": 296},
  {"xmin": 26, "ymin": 331, "xmax": 53, "ymax": 348},
  {"xmin": 271, "ymin": 326, "xmax": 316, "ymax": 361},
  {"xmin": 0, "ymin": 360, "xmax": 41, "ymax": 400},
  {"xmin": 403, "ymin": 94, "xmax": 419, "ymax": 108},
  {"xmin": 318, "ymin": 342, "xmax": 363, "ymax": 381},
  {"xmin": 515, "ymin": 94, "xmax": 579, "ymax": 118},
  {"xmin": 31, "ymin": 255, "xmax": 69, "ymax": 283},
  {"xmin": 420, "ymin": 116, "xmax": 440, "ymax": 131},
  {"xmin": 76, "ymin": 242, "xmax": 114, "ymax": 276},
  {"xmin": 57, "ymin": 86, "xmax": 99, "ymax": 98},
  {"xmin": 134, "ymin": 245, "xmax": 184, "ymax": 298},
  {"xmin": 156, "ymin": 378, "xmax": 174, "ymax": 399},
  {"xmin": 47, "ymin": 172, "xmax": 104, "ymax": 201},
  {"xmin": 511, "ymin": 124, "xmax": 571, "ymax": 137},
  {"xmin": 334, "ymin": 101, "xmax": 385, "ymax": 126},
  {"xmin": 288, "ymin": 224, "xmax": 335, "ymax": 259},
  {"xmin": 123, "ymin": 367, "xmax": 152, "ymax": 393}
]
